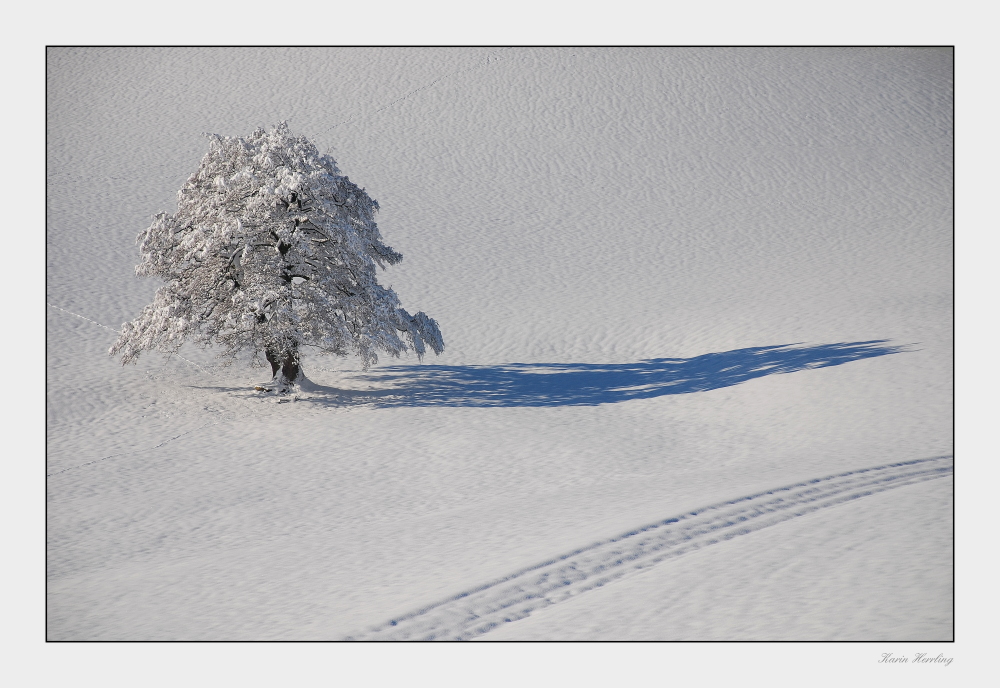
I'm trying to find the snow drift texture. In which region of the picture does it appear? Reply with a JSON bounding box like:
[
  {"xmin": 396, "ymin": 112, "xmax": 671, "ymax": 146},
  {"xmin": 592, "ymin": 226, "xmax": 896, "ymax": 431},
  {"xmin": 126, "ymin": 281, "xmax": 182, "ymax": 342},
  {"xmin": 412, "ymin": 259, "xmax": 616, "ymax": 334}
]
[{"xmin": 47, "ymin": 47, "xmax": 952, "ymax": 640}]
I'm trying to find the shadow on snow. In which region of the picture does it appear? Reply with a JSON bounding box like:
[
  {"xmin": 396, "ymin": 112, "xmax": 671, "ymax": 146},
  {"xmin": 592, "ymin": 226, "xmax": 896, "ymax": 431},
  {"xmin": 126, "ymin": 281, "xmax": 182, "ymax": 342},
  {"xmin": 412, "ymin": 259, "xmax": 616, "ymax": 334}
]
[{"xmin": 290, "ymin": 340, "xmax": 906, "ymax": 409}]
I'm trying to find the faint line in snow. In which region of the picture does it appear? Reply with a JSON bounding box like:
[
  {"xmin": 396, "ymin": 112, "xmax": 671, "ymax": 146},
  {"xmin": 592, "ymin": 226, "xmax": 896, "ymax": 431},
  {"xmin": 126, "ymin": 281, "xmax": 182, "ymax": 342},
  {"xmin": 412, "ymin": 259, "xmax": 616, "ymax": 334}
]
[
  {"xmin": 46, "ymin": 302, "xmax": 120, "ymax": 334},
  {"xmin": 46, "ymin": 420, "xmax": 220, "ymax": 477},
  {"xmin": 347, "ymin": 455, "xmax": 953, "ymax": 641},
  {"xmin": 46, "ymin": 301, "xmax": 304, "ymax": 479},
  {"xmin": 47, "ymin": 301, "xmax": 210, "ymax": 373},
  {"xmin": 322, "ymin": 48, "xmax": 513, "ymax": 134}
]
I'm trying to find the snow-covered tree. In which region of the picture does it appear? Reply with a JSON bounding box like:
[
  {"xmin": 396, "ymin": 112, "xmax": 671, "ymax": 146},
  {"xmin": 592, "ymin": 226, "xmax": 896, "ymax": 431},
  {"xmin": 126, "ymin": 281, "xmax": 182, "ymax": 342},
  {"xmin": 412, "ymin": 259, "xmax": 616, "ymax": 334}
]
[{"xmin": 110, "ymin": 123, "xmax": 444, "ymax": 389}]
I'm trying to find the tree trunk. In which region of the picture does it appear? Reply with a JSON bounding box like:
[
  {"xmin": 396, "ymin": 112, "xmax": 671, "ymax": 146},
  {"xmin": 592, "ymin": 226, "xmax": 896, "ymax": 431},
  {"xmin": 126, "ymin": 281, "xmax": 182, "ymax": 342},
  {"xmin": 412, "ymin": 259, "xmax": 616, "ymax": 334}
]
[{"xmin": 265, "ymin": 347, "xmax": 301, "ymax": 385}]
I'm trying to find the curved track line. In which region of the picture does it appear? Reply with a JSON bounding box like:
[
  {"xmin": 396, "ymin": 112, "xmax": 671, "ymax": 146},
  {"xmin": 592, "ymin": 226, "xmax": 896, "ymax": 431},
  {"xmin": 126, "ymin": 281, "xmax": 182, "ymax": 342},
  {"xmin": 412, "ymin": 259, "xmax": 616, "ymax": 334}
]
[{"xmin": 347, "ymin": 455, "xmax": 953, "ymax": 641}]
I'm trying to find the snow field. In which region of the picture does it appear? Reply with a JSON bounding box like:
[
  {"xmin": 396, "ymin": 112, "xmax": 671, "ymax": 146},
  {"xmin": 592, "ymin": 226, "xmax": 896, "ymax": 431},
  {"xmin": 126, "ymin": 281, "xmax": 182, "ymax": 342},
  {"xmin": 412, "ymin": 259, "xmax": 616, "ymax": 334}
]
[{"xmin": 47, "ymin": 47, "xmax": 951, "ymax": 640}]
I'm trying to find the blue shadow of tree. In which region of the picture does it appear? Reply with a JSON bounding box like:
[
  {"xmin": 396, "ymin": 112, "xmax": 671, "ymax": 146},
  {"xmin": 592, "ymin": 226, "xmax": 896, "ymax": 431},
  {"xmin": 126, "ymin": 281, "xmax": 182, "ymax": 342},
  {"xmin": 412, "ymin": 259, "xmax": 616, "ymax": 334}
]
[{"xmin": 351, "ymin": 340, "xmax": 905, "ymax": 408}]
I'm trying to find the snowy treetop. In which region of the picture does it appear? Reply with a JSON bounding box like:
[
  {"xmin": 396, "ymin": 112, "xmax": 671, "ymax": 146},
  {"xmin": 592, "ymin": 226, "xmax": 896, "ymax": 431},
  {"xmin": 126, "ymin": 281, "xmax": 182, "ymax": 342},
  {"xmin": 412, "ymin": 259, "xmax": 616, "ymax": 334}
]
[{"xmin": 111, "ymin": 123, "xmax": 443, "ymax": 374}]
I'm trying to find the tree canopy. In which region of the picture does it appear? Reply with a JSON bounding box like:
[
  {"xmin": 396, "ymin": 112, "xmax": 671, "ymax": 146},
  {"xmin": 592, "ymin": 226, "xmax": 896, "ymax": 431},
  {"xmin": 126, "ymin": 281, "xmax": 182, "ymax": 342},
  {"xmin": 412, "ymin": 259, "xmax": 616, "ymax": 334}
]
[{"xmin": 110, "ymin": 123, "xmax": 444, "ymax": 385}]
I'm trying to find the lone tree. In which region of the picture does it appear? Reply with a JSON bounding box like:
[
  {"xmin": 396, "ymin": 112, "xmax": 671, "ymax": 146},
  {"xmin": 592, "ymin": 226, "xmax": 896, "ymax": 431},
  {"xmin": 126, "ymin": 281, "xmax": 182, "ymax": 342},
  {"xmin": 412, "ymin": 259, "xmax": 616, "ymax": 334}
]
[{"xmin": 110, "ymin": 123, "xmax": 444, "ymax": 389}]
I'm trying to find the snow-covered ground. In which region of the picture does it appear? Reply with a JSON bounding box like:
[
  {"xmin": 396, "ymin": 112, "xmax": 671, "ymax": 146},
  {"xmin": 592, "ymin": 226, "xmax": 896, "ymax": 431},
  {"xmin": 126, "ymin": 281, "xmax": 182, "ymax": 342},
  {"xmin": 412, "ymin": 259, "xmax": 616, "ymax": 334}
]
[{"xmin": 47, "ymin": 47, "xmax": 951, "ymax": 641}]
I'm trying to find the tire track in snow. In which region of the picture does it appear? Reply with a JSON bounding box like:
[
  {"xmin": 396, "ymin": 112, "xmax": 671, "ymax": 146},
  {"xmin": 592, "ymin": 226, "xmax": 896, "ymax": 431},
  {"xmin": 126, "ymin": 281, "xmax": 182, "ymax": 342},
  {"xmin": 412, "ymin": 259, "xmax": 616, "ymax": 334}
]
[{"xmin": 348, "ymin": 455, "xmax": 953, "ymax": 641}]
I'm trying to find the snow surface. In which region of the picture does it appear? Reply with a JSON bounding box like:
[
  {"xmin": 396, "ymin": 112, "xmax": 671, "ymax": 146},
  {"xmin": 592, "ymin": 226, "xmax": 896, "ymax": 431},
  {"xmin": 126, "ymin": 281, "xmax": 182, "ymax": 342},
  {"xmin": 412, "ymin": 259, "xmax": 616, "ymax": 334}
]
[{"xmin": 47, "ymin": 47, "xmax": 952, "ymax": 640}]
